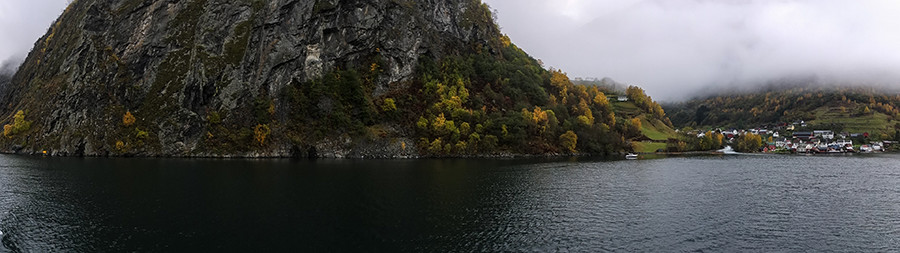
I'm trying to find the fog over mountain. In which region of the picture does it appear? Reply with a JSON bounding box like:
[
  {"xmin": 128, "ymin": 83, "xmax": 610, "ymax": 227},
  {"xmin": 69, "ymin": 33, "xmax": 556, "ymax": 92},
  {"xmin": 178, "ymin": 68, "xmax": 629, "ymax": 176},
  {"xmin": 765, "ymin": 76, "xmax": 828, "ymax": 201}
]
[
  {"xmin": 2, "ymin": 0, "xmax": 899, "ymax": 101},
  {"xmin": 0, "ymin": 0, "xmax": 70, "ymax": 70},
  {"xmin": 483, "ymin": 0, "xmax": 900, "ymax": 101}
]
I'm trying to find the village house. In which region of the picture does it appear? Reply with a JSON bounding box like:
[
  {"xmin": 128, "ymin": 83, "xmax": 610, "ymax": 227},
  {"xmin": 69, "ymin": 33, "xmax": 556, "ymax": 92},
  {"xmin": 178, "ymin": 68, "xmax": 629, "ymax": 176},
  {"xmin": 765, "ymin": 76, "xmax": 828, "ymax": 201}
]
[
  {"xmin": 833, "ymin": 139, "xmax": 853, "ymax": 147},
  {"xmin": 775, "ymin": 139, "xmax": 787, "ymax": 148},
  {"xmin": 793, "ymin": 132, "xmax": 815, "ymax": 141},
  {"xmin": 813, "ymin": 130, "xmax": 835, "ymax": 140},
  {"xmin": 850, "ymin": 133, "xmax": 871, "ymax": 139},
  {"xmin": 723, "ymin": 130, "xmax": 738, "ymax": 139},
  {"xmin": 750, "ymin": 129, "xmax": 769, "ymax": 135}
]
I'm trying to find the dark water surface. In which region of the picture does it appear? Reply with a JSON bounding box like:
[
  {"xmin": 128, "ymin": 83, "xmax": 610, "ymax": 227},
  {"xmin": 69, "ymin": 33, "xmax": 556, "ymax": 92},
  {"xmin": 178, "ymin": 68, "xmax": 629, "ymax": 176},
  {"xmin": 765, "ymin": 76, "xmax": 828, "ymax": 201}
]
[{"xmin": 1, "ymin": 154, "xmax": 900, "ymax": 251}]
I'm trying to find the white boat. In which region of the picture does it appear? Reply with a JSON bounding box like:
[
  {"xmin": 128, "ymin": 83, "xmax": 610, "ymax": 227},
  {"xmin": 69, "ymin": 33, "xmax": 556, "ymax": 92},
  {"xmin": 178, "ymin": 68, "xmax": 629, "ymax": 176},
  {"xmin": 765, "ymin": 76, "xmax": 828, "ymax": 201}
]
[
  {"xmin": 625, "ymin": 153, "xmax": 639, "ymax": 160},
  {"xmin": 718, "ymin": 146, "xmax": 739, "ymax": 154},
  {"xmin": 860, "ymin": 145, "xmax": 872, "ymax": 153}
]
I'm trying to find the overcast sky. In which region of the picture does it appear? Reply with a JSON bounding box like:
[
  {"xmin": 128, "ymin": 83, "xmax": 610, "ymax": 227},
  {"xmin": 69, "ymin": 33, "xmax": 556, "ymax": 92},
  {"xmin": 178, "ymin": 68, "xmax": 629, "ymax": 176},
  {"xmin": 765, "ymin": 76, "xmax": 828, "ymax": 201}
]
[
  {"xmin": 2, "ymin": 1, "xmax": 899, "ymax": 100},
  {"xmin": 483, "ymin": 0, "xmax": 900, "ymax": 100},
  {"xmin": 0, "ymin": 0, "xmax": 69, "ymax": 72}
]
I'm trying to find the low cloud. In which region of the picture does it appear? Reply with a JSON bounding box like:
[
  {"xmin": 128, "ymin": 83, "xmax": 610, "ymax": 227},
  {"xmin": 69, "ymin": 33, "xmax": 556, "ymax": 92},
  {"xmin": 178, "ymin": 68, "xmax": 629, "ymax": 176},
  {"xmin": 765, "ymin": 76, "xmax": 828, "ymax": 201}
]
[
  {"xmin": 0, "ymin": 0, "xmax": 69, "ymax": 72},
  {"xmin": 1, "ymin": 1, "xmax": 898, "ymax": 101},
  {"xmin": 484, "ymin": 0, "xmax": 900, "ymax": 101}
]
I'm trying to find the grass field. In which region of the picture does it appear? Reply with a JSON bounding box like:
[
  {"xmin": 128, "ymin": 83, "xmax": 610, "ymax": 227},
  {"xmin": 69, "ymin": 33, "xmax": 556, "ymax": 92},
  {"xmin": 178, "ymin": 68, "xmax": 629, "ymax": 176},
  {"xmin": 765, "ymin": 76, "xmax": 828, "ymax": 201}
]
[
  {"xmin": 612, "ymin": 100, "xmax": 678, "ymax": 141},
  {"xmin": 808, "ymin": 106, "xmax": 895, "ymax": 136},
  {"xmin": 632, "ymin": 142, "xmax": 666, "ymax": 153},
  {"xmin": 612, "ymin": 101, "xmax": 641, "ymax": 117},
  {"xmin": 610, "ymin": 101, "xmax": 677, "ymax": 143},
  {"xmin": 640, "ymin": 117, "xmax": 676, "ymax": 141}
]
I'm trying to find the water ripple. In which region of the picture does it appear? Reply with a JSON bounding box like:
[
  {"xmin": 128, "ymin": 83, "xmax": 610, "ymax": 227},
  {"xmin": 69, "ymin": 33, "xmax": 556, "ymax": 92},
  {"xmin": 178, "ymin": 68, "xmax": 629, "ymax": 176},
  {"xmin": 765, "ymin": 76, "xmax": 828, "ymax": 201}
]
[{"xmin": 1, "ymin": 154, "xmax": 900, "ymax": 251}]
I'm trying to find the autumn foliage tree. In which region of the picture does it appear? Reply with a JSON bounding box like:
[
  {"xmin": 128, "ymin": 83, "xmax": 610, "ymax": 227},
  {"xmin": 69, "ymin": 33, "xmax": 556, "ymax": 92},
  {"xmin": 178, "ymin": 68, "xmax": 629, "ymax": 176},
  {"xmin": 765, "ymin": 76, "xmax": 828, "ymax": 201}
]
[
  {"xmin": 559, "ymin": 131, "xmax": 578, "ymax": 153},
  {"xmin": 123, "ymin": 111, "xmax": 136, "ymax": 127},
  {"xmin": 410, "ymin": 32, "xmax": 640, "ymax": 156},
  {"xmin": 522, "ymin": 106, "xmax": 557, "ymax": 137},
  {"xmin": 254, "ymin": 124, "xmax": 270, "ymax": 146},
  {"xmin": 3, "ymin": 110, "xmax": 31, "ymax": 137},
  {"xmin": 626, "ymin": 86, "xmax": 671, "ymax": 126},
  {"xmin": 381, "ymin": 98, "xmax": 397, "ymax": 112},
  {"xmin": 733, "ymin": 133, "xmax": 762, "ymax": 153}
]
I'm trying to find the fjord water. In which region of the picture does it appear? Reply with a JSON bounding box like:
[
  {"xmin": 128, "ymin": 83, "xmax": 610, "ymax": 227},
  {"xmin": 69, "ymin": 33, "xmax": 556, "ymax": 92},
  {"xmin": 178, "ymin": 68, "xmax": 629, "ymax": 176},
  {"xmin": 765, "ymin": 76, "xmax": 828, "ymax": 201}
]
[{"xmin": 1, "ymin": 155, "xmax": 899, "ymax": 251}]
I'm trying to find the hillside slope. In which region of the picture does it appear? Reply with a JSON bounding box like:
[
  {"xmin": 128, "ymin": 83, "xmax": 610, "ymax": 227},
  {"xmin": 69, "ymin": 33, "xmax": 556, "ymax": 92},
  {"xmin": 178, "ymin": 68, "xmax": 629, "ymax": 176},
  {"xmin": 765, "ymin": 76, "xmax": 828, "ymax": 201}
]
[
  {"xmin": 2, "ymin": 0, "xmax": 670, "ymax": 157},
  {"xmin": 664, "ymin": 87, "xmax": 900, "ymax": 139}
]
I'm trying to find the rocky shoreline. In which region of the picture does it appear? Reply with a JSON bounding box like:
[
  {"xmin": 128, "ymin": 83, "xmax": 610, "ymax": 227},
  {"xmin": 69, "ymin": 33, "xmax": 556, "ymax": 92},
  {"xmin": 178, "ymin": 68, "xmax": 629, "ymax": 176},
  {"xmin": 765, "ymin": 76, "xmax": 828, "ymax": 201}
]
[{"xmin": 1, "ymin": 144, "xmax": 620, "ymax": 160}]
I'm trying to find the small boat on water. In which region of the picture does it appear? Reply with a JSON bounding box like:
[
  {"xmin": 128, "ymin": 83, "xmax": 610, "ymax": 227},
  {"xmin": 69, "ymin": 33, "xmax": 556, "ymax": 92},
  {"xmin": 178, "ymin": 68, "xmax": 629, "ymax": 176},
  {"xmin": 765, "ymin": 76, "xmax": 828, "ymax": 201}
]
[
  {"xmin": 718, "ymin": 146, "xmax": 739, "ymax": 154},
  {"xmin": 860, "ymin": 145, "xmax": 872, "ymax": 153},
  {"xmin": 625, "ymin": 153, "xmax": 639, "ymax": 160}
]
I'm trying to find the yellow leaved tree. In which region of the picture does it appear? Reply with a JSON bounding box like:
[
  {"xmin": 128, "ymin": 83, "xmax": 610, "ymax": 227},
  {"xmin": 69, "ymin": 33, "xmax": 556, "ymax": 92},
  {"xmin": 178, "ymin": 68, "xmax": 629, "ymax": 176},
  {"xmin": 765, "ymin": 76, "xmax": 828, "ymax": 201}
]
[
  {"xmin": 3, "ymin": 110, "xmax": 31, "ymax": 137},
  {"xmin": 254, "ymin": 124, "xmax": 271, "ymax": 145},
  {"xmin": 559, "ymin": 131, "xmax": 578, "ymax": 153},
  {"xmin": 123, "ymin": 111, "xmax": 136, "ymax": 127}
]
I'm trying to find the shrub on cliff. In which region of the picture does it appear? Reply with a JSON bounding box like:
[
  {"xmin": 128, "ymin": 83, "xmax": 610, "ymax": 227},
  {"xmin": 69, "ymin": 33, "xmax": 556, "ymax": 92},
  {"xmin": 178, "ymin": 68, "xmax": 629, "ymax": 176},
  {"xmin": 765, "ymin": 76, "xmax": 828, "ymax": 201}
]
[
  {"xmin": 254, "ymin": 124, "xmax": 271, "ymax": 146},
  {"xmin": 123, "ymin": 111, "xmax": 136, "ymax": 127},
  {"xmin": 3, "ymin": 110, "xmax": 31, "ymax": 137}
]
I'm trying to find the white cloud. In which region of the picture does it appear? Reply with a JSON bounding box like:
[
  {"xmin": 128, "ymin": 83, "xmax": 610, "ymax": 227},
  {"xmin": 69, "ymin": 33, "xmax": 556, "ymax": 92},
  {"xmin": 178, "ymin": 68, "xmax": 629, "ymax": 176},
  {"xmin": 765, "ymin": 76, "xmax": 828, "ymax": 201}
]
[
  {"xmin": 483, "ymin": 0, "xmax": 900, "ymax": 101},
  {"xmin": 0, "ymin": 0, "xmax": 69, "ymax": 67},
  {"xmin": 1, "ymin": 0, "xmax": 899, "ymax": 101}
]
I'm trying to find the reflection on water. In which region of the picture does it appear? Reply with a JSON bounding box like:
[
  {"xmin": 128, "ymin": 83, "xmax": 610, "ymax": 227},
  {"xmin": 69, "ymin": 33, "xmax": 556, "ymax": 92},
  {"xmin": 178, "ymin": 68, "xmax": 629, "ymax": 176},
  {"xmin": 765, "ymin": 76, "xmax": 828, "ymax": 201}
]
[{"xmin": 1, "ymin": 154, "xmax": 900, "ymax": 251}]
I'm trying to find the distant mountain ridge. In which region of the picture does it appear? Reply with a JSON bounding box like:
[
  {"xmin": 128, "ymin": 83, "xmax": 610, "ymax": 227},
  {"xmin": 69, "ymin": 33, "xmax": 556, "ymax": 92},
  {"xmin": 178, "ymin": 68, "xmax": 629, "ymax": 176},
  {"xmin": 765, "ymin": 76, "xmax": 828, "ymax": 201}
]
[{"xmin": 664, "ymin": 85, "xmax": 900, "ymax": 139}]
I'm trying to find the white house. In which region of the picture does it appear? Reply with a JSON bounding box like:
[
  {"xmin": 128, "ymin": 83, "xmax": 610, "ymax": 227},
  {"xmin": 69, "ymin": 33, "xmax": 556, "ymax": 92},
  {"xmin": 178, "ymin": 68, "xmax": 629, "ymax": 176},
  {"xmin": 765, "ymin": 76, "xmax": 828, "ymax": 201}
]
[
  {"xmin": 873, "ymin": 142, "xmax": 884, "ymax": 151},
  {"xmin": 835, "ymin": 139, "xmax": 852, "ymax": 147},
  {"xmin": 814, "ymin": 130, "xmax": 835, "ymax": 140},
  {"xmin": 775, "ymin": 139, "xmax": 787, "ymax": 148}
]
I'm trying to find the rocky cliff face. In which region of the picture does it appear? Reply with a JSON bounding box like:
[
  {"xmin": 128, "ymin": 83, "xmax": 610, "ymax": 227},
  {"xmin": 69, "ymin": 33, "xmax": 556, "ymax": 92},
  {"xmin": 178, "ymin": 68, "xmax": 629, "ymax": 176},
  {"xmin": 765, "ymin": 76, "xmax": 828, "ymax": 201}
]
[
  {"xmin": 2, "ymin": 0, "xmax": 502, "ymax": 157},
  {"xmin": 0, "ymin": 60, "xmax": 16, "ymax": 107},
  {"xmin": 0, "ymin": 74, "xmax": 10, "ymax": 106}
]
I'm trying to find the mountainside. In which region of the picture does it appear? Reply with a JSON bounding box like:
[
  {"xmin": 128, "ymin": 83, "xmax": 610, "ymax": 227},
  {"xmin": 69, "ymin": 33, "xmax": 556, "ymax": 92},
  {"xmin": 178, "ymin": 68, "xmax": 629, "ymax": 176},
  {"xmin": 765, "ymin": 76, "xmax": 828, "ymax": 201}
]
[
  {"xmin": 2, "ymin": 0, "xmax": 668, "ymax": 157},
  {"xmin": 0, "ymin": 73, "xmax": 10, "ymax": 103},
  {"xmin": 0, "ymin": 60, "xmax": 15, "ymax": 106},
  {"xmin": 664, "ymin": 86, "xmax": 900, "ymax": 139}
]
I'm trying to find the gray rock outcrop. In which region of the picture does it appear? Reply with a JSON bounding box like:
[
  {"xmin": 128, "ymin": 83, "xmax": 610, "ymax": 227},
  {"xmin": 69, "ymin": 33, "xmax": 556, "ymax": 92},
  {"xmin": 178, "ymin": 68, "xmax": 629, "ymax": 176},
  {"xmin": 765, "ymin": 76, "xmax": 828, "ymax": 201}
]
[{"xmin": 1, "ymin": 0, "xmax": 501, "ymax": 157}]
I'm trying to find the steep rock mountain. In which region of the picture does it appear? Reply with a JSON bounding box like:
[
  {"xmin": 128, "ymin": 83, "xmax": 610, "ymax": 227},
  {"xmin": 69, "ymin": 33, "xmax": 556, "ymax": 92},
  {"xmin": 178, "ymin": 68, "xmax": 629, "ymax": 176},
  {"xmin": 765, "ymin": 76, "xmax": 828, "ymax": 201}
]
[
  {"xmin": 0, "ymin": 59, "xmax": 18, "ymax": 107},
  {"xmin": 0, "ymin": 73, "xmax": 10, "ymax": 106},
  {"xmin": 2, "ymin": 0, "xmax": 503, "ymax": 157}
]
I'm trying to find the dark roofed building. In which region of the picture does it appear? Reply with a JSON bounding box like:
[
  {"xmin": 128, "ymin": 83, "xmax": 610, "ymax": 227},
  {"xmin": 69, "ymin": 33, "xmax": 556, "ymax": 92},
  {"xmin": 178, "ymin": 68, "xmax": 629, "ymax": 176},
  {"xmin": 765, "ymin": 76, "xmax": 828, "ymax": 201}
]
[{"xmin": 793, "ymin": 132, "xmax": 815, "ymax": 141}]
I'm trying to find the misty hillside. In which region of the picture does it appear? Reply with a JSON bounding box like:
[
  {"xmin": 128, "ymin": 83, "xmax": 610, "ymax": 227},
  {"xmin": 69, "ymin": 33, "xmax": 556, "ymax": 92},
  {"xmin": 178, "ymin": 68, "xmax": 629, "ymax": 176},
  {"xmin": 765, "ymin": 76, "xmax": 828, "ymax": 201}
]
[
  {"xmin": 0, "ymin": 59, "xmax": 19, "ymax": 107},
  {"xmin": 0, "ymin": 0, "xmax": 670, "ymax": 157},
  {"xmin": 0, "ymin": 72, "xmax": 10, "ymax": 106},
  {"xmin": 664, "ymin": 86, "xmax": 900, "ymax": 139}
]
